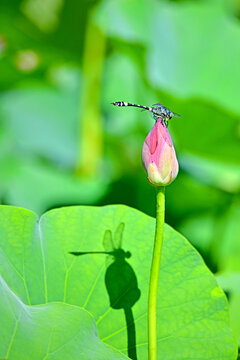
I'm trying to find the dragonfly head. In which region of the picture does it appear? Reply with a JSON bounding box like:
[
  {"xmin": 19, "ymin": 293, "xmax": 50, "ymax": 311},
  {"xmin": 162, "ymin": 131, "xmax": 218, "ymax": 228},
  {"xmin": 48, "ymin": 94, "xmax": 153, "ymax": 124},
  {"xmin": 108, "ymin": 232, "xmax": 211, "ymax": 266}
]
[{"xmin": 125, "ymin": 251, "xmax": 131, "ymax": 259}]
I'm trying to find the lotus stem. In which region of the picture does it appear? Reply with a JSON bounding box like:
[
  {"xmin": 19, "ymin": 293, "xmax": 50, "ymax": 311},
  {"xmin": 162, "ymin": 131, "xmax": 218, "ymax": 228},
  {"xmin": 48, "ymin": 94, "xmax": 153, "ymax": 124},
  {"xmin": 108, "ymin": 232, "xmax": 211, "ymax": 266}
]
[{"xmin": 148, "ymin": 186, "xmax": 165, "ymax": 360}]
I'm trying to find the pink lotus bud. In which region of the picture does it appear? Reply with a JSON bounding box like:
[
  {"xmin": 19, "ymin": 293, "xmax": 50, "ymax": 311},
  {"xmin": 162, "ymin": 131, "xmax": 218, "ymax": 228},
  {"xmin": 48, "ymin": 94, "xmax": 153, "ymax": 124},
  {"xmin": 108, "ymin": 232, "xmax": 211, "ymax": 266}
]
[{"xmin": 142, "ymin": 119, "xmax": 179, "ymax": 186}]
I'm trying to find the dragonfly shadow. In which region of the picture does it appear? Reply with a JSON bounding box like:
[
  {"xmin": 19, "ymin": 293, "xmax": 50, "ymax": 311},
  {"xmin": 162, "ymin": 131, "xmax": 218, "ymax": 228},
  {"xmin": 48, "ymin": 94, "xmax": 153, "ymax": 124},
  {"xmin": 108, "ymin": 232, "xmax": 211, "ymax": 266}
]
[
  {"xmin": 69, "ymin": 223, "xmax": 141, "ymax": 360},
  {"xmin": 105, "ymin": 248, "xmax": 141, "ymax": 360}
]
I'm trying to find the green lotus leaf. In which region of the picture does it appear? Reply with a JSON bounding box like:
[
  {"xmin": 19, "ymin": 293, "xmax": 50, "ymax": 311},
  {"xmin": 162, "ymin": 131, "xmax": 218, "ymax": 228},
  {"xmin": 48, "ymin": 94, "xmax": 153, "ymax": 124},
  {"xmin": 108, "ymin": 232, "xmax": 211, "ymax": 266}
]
[
  {"xmin": 0, "ymin": 275, "xmax": 128, "ymax": 360},
  {"xmin": 0, "ymin": 205, "xmax": 237, "ymax": 359}
]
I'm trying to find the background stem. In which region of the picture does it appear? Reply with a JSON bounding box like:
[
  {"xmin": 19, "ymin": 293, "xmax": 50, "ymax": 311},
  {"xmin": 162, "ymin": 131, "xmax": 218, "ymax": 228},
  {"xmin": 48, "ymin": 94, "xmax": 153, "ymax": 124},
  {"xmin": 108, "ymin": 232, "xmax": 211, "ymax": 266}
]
[
  {"xmin": 148, "ymin": 186, "xmax": 165, "ymax": 360},
  {"xmin": 75, "ymin": 12, "xmax": 106, "ymax": 177}
]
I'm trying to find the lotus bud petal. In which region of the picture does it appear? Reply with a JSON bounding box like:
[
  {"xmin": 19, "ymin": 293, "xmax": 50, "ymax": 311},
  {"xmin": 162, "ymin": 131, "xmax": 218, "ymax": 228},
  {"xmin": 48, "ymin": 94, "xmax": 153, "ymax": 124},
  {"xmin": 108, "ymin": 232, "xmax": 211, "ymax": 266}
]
[{"xmin": 142, "ymin": 119, "xmax": 179, "ymax": 186}]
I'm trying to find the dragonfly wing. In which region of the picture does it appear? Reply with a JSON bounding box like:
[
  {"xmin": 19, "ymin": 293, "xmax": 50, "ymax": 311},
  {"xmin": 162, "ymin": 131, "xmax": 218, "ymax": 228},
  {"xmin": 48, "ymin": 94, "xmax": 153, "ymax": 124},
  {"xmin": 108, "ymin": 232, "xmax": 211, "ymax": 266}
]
[
  {"xmin": 102, "ymin": 229, "xmax": 115, "ymax": 266},
  {"xmin": 173, "ymin": 112, "xmax": 181, "ymax": 118},
  {"xmin": 102, "ymin": 229, "xmax": 114, "ymax": 252},
  {"xmin": 114, "ymin": 222, "xmax": 125, "ymax": 249}
]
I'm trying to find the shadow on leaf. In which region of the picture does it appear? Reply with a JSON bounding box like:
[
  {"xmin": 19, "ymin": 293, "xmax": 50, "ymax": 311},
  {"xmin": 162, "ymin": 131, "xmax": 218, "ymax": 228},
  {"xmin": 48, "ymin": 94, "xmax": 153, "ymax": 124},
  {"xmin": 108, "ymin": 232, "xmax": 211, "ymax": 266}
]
[{"xmin": 69, "ymin": 222, "xmax": 141, "ymax": 360}]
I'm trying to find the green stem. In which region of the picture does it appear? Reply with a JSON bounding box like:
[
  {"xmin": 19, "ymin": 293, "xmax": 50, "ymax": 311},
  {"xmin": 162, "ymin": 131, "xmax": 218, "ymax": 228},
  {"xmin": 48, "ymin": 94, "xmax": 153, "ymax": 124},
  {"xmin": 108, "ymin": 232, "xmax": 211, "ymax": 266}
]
[{"xmin": 148, "ymin": 186, "xmax": 165, "ymax": 360}]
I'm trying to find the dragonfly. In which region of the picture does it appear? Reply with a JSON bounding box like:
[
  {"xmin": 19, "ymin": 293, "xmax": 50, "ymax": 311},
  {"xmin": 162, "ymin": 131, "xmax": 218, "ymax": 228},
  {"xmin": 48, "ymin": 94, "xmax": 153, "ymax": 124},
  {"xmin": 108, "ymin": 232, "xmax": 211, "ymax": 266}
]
[{"xmin": 111, "ymin": 101, "xmax": 181, "ymax": 126}]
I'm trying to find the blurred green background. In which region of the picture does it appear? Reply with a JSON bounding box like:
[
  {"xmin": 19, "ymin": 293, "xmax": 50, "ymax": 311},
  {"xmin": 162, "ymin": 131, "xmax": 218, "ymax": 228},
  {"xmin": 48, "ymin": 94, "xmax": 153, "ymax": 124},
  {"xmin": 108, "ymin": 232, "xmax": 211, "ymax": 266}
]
[{"xmin": 0, "ymin": 0, "xmax": 240, "ymax": 346}]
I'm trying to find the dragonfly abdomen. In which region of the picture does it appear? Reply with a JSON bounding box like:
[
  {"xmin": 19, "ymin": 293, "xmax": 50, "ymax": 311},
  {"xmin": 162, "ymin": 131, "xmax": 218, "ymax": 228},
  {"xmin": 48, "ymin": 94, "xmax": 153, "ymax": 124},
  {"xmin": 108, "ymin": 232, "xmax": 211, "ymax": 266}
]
[{"xmin": 112, "ymin": 101, "xmax": 151, "ymax": 111}]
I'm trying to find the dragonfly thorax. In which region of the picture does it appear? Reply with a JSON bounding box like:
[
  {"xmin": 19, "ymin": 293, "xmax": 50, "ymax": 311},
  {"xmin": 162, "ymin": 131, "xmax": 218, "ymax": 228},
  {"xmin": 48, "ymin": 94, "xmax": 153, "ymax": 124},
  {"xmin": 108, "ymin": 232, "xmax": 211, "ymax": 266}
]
[
  {"xmin": 112, "ymin": 248, "xmax": 131, "ymax": 260},
  {"xmin": 152, "ymin": 105, "xmax": 172, "ymax": 119}
]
